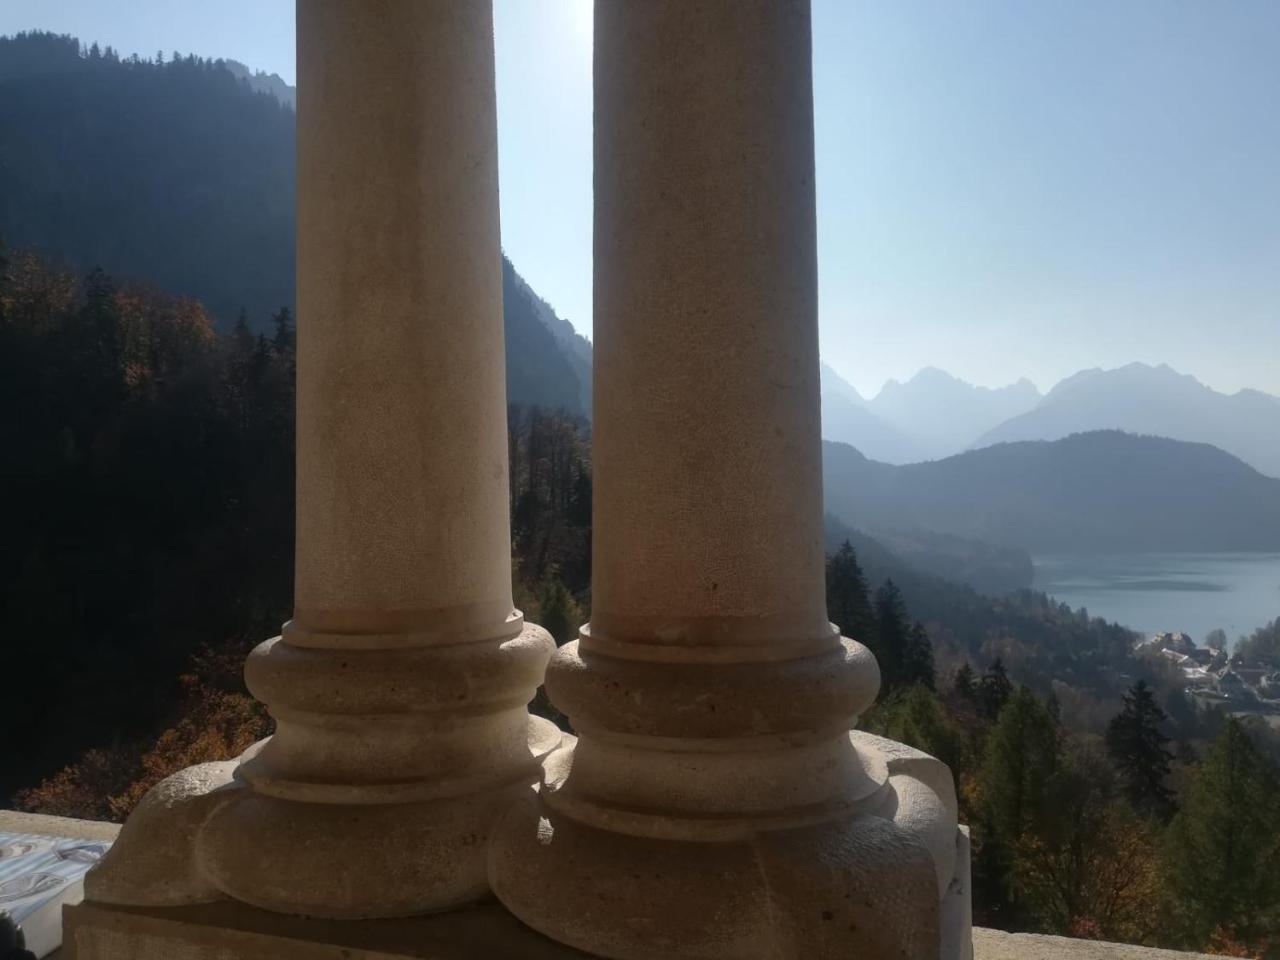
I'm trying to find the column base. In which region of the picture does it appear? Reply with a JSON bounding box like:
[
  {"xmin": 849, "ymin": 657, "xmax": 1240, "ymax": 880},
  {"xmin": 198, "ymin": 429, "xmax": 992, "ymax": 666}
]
[
  {"xmin": 86, "ymin": 714, "xmax": 564, "ymax": 919},
  {"xmin": 489, "ymin": 731, "xmax": 972, "ymax": 960}
]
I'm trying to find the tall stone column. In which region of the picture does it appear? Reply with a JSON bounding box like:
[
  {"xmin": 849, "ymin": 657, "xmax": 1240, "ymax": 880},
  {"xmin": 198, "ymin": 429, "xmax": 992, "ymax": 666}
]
[
  {"xmin": 490, "ymin": 3, "xmax": 970, "ymax": 959},
  {"xmin": 86, "ymin": 0, "xmax": 558, "ymax": 921}
]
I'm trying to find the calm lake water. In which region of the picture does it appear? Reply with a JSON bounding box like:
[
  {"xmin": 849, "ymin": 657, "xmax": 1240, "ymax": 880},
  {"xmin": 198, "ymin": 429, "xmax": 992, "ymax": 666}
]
[{"xmin": 1032, "ymin": 553, "xmax": 1280, "ymax": 645}]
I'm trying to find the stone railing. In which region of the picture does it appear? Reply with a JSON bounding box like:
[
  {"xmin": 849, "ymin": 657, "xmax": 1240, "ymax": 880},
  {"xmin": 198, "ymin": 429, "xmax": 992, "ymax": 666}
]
[{"xmin": 2, "ymin": 812, "xmax": 1216, "ymax": 960}]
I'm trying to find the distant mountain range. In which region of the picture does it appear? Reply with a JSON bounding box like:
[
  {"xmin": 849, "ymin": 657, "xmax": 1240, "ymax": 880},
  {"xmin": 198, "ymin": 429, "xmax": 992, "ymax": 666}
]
[
  {"xmin": 975, "ymin": 363, "xmax": 1280, "ymax": 479},
  {"xmin": 822, "ymin": 362, "xmax": 1279, "ymax": 478},
  {"xmin": 823, "ymin": 431, "xmax": 1280, "ymax": 554},
  {"xmin": 821, "ymin": 364, "xmax": 1041, "ymax": 464},
  {"xmin": 220, "ymin": 58, "xmax": 295, "ymax": 108},
  {"xmin": 4, "ymin": 28, "xmax": 1278, "ymax": 528}
]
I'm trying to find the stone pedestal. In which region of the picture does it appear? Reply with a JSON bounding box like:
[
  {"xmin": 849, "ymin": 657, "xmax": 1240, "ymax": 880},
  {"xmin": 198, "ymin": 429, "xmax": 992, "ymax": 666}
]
[
  {"xmin": 488, "ymin": 3, "xmax": 971, "ymax": 958},
  {"xmin": 83, "ymin": 0, "xmax": 557, "ymax": 923}
]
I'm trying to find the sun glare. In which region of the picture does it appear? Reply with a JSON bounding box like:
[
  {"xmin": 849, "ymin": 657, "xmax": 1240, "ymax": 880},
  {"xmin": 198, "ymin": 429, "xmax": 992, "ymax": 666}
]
[{"xmin": 566, "ymin": 0, "xmax": 593, "ymax": 48}]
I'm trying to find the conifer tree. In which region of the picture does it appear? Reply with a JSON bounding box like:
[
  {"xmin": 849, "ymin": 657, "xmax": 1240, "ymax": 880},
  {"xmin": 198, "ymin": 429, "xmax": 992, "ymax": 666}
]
[
  {"xmin": 871, "ymin": 684, "xmax": 963, "ymax": 776},
  {"xmin": 232, "ymin": 307, "xmax": 253, "ymax": 350},
  {"xmin": 535, "ymin": 575, "xmax": 582, "ymax": 648},
  {"xmin": 1163, "ymin": 718, "xmax": 1280, "ymax": 950},
  {"xmin": 979, "ymin": 658, "xmax": 1013, "ymax": 721},
  {"xmin": 904, "ymin": 622, "xmax": 936, "ymax": 691},
  {"xmin": 872, "ymin": 579, "xmax": 912, "ymax": 692},
  {"xmin": 1105, "ymin": 679, "xmax": 1175, "ymax": 819},
  {"xmin": 271, "ymin": 306, "xmax": 294, "ymax": 355},
  {"xmin": 954, "ymin": 662, "xmax": 976, "ymax": 702},
  {"xmin": 0, "ymin": 235, "xmax": 8, "ymax": 314},
  {"xmin": 979, "ymin": 687, "xmax": 1062, "ymax": 841},
  {"xmin": 975, "ymin": 687, "xmax": 1062, "ymax": 926},
  {"xmin": 825, "ymin": 541, "xmax": 874, "ymax": 644}
]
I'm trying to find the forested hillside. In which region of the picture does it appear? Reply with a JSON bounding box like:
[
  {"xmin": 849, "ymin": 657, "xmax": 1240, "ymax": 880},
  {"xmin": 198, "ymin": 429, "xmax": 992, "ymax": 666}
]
[
  {"xmin": 0, "ymin": 31, "xmax": 592, "ymax": 416},
  {"xmin": 824, "ymin": 431, "xmax": 1280, "ymax": 554},
  {"xmin": 0, "ymin": 32, "xmax": 294, "ymax": 325},
  {"xmin": 0, "ymin": 245, "xmax": 592, "ymax": 802},
  {"xmin": 7, "ymin": 246, "xmax": 1280, "ymax": 955}
]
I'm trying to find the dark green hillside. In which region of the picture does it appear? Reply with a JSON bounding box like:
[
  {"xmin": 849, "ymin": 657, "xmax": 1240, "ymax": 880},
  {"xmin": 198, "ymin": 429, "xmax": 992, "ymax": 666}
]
[
  {"xmin": 503, "ymin": 259, "xmax": 589, "ymax": 415},
  {"xmin": 824, "ymin": 431, "xmax": 1280, "ymax": 554},
  {"xmin": 0, "ymin": 31, "xmax": 592, "ymax": 416},
  {"xmin": 0, "ymin": 32, "xmax": 295, "ymax": 325}
]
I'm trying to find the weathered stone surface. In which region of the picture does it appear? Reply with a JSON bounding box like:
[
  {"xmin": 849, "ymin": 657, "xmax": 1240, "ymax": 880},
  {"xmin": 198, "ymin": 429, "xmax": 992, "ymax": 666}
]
[
  {"xmin": 62, "ymin": 898, "xmax": 1214, "ymax": 960},
  {"xmin": 0, "ymin": 810, "xmax": 119, "ymax": 843},
  {"xmin": 63, "ymin": 900, "xmax": 594, "ymax": 960},
  {"xmin": 86, "ymin": 761, "xmax": 240, "ymax": 907},
  {"xmin": 971, "ymin": 929, "xmax": 1218, "ymax": 960}
]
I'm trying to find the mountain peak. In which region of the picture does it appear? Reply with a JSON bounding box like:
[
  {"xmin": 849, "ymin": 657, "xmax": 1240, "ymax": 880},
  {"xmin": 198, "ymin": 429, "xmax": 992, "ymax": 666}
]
[
  {"xmin": 820, "ymin": 362, "xmax": 867, "ymax": 405},
  {"xmin": 977, "ymin": 363, "xmax": 1280, "ymax": 477}
]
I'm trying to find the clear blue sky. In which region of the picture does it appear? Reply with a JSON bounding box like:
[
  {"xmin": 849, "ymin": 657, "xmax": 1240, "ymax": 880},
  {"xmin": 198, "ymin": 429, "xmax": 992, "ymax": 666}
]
[{"xmin": 3, "ymin": 0, "xmax": 1277, "ymax": 397}]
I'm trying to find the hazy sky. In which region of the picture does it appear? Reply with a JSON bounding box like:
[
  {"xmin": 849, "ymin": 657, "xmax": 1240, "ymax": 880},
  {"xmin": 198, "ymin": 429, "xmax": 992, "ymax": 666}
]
[{"xmin": 3, "ymin": 1, "xmax": 1278, "ymax": 397}]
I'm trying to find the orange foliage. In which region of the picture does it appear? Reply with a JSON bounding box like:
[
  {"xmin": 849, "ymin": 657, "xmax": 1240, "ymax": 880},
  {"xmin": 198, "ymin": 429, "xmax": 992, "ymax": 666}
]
[
  {"xmin": 15, "ymin": 675, "xmax": 271, "ymax": 823},
  {"xmin": 1204, "ymin": 928, "xmax": 1263, "ymax": 958},
  {"xmin": 105, "ymin": 675, "xmax": 270, "ymax": 818}
]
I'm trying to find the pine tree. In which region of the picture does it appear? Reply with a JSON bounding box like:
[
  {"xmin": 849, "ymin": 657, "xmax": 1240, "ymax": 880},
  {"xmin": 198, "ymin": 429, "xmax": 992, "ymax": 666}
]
[
  {"xmin": 904, "ymin": 622, "xmax": 935, "ymax": 690},
  {"xmin": 975, "ymin": 687, "xmax": 1062, "ymax": 927},
  {"xmin": 979, "ymin": 658, "xmax": 1013, "ymax": 721},
  {"xmin": 1045, "ymin": 688, "xmax": 1062, "ymax": 727},
  {"xmin": 232, "ymin": 307, "xmax": 254, "ymax": 351},
  {"xmin": 872, "ymin": 579, "xmax": 912, "ymax": 692},
  {"xmin": 870, "ymin": 684, "xmax": 963, "ymax": 775},
  {"xmin": 0, "ymin": 234, "xmax": 8, "ymax": 314},
  {"xmin": 825, "ymin": 541, "xmax": 874, "ymax": 644},
  {"xmin": 954, "ymin": 662, "xmax": 977, "ymax": 702},
  {"xmin": 979, "ymin": 687, "xmax": 1062, "ymax": 841},
  {"xmin": 535, "ymin": 575, "xmax": 582, "ymax": 647},
  {"xmin": 1105, "ymin": 679, "xmax": 1175, "ymax": 819},
  {"xmin": 271, "ymin": 306, "xmax": 294, "ymax": 355},
  {"xmin": 1163, "ymin": 718, "xmax": 1280, "ymax": 950}
]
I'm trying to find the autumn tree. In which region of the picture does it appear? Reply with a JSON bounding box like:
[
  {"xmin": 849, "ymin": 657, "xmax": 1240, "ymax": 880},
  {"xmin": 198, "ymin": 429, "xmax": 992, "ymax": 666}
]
[{"xmin": 1011, "ymin": 740, "xmax": 1162, "ymax": 941}]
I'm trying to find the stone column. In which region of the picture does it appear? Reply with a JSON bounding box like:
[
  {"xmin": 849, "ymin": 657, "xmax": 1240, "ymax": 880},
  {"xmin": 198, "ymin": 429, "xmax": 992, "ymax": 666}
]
[
  {"xmin": 87, "ymin": 0, "xmax": 558, "ymax": 921},
  {"xmin": 490, "ymin": 3, "xmax": 970, "ymax": 959}
]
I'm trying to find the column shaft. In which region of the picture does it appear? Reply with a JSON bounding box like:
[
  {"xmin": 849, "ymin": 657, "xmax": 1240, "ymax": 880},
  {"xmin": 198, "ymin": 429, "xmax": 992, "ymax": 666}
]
[
  {"xmin": 592, "ymin": 0, "xmax": 829, "ymax": 653},
  {"xmin": 491, "ymin": 3, "xmax": 961, "ymax": 958},
  {"xmin": 294, "ymin": 0, "xmax": 512, "ymax": 643},
  {"xmin": 193, "ymin": 0, "xmax": 558, "ymax": 919}
]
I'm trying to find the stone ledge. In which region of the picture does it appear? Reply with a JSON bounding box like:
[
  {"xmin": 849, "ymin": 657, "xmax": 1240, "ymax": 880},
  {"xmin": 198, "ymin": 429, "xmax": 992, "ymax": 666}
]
[
  {"xmin": 972, "ymin": 929, "xmax": 1218, "ymax": 959},
  {"xmin": 64, "ymin": 900, "xmax": 594, "ymax": 959},
  {"xmin": 62, "ymin": 901, "xmax": 1223, "ymax": 960},
  {"xmin": 3, "ymin": 812, "xmax": 1216, "ymax": 960},
  {"xmin": 0, "ymin": 809, "xmax": 121, "ymax": 843}
]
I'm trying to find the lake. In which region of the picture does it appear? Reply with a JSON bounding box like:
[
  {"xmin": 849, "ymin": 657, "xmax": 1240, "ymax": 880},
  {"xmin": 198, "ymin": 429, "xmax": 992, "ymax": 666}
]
[{"xmin": 1032, "ymin": 553, "xmax": 1280, "ymax": 645}]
